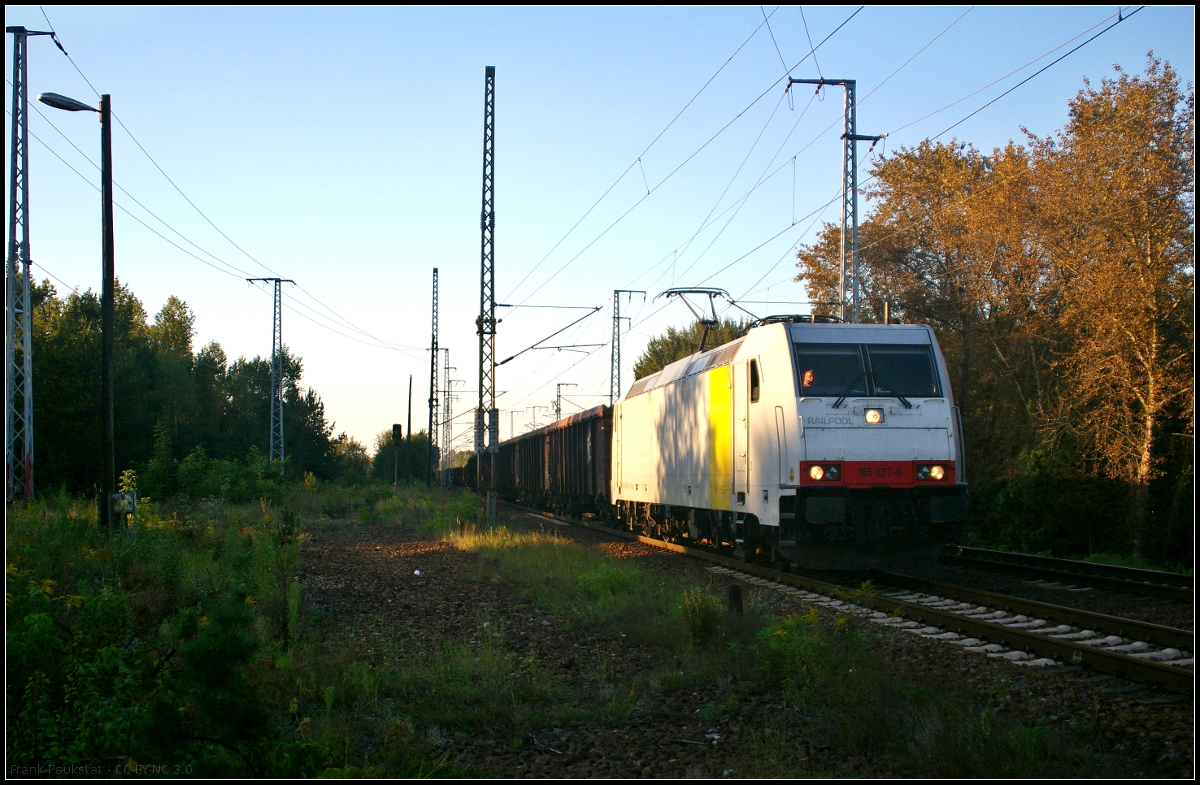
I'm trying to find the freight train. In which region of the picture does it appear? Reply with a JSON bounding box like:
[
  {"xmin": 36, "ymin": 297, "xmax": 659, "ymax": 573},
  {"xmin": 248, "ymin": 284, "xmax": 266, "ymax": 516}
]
[{"xmin": 482, "ymin": 316, "xmax": 968, "ymax": 568}]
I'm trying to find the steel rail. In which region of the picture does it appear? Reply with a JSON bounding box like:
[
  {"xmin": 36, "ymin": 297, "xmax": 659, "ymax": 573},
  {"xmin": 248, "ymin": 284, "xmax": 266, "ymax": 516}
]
[
  {"xmin": 509, "ymin": 506, "xmax": 1193, "ymax": 695},
  {"xmin": 942, "ymin": 546, "xmax": 1194, "ymax": 601},
  {"xmin": 871, "ymin": 570, "xmax": 1194, "ymax": 651}
]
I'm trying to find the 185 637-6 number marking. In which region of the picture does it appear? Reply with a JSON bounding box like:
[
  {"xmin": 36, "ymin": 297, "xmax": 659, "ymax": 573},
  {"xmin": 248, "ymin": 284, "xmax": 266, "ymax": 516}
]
[{"xmin": 858, "ymin": 466, "xmax": 905, "ymax": 479}]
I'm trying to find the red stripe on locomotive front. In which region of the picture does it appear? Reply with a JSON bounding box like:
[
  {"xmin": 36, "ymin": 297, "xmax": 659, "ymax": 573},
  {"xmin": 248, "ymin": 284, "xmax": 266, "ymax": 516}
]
[{"xmin": 798, "ymin": 461, "xmax": 958, "ymax": 487}]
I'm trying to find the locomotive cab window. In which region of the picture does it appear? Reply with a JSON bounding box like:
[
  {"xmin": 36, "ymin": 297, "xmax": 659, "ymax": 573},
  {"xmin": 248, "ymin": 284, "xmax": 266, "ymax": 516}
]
[
  {"xmin": 865, "ymin": 344, "xmax": 942, "ymax": 397},
  {"xmin": 793, "ymin": 344, "xmax": 867, "ymax": 397},
  {"xmin": 750, "ymin": 359, "xmax": 760, "ymax": 402}
]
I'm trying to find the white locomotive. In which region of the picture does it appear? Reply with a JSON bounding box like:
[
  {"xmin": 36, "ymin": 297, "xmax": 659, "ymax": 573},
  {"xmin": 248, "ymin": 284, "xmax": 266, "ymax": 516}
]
[{"xmin": 611, "ymin": 317, "xmax": 968, "ymax": 566}]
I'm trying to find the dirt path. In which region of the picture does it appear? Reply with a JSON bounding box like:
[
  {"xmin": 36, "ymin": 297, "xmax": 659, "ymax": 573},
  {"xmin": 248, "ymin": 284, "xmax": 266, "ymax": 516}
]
[
  {"xmin": 299, "ymin": 519, "xmax": 802, "ymax": 777},
  {"xmin": 299, "ymin": 516, "xmax": 1193, "ymax": 778}
]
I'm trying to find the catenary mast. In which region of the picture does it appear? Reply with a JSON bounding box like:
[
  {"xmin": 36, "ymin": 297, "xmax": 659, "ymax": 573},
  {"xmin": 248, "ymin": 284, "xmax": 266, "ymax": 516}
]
[
  {"xmin": 476, "ymin": 66, "xmax": 498, "ymax": 521},
  {"xmin": 5, "ymin": 26, "xmax": 54, "ymax": 502}
]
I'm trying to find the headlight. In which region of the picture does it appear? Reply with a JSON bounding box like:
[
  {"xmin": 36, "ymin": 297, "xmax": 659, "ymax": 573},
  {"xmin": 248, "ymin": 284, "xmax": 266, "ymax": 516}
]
[
  {"xmin": 864, "ymin": 408, "xmax": 884, "ymax": 424},
  {"xmin": 916, "ymin": 464, "xmax": 946, "ymax": 481},
  {"xmin": 807, "ymin": 464, "xmax": 840, "ymax": 481}
]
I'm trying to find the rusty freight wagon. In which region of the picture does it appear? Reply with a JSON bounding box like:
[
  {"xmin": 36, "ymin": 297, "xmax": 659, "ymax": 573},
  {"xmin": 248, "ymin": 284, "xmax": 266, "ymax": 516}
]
[{"xmin": 494, "ymin": 405, "xmax": 612, "ymax": 517}]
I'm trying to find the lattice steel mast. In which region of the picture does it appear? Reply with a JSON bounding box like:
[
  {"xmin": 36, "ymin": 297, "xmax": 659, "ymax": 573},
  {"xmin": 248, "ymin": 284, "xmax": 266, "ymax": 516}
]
[
  {"xmin": 554, "ymin": 383, "xmax": 576, "ymax": 422},
  {"xmin": 6, "ymin": 26, "xmax": 53, "ymax": 502},
  {"xmin": 610, "ymin": 290, "xmax": 644, "ymax": 406},
  {"xmin": 476, "ymin": 66, "xmax": 498, "ymax": 521},
  {"xmin": 428, "ymin": 267, "xmax": 438, "ymax": 486},
  {"xmin": 247, "ymin": 278, "xmax": 293, "ymax": 473},
  {"xmin": 786, "ymin": 78, "xmax": 882, "ymax": 323},
  {"xmin": 440, "ymin": 348, "xmax": 452, "ymax": 486}
]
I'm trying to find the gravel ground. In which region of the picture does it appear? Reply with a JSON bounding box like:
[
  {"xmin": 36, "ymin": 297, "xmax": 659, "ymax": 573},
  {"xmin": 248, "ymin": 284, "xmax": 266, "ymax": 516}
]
[{"xmin": 300, "ymin": 514, "xmax": 1193, "ymax": 778}]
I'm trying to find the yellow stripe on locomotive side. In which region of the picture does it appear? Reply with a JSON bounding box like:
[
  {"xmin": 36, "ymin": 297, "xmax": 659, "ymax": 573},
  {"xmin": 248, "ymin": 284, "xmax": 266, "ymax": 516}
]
[{"xmin": 708, "ymin": 364, "xmax": 732, "ymax": 509}]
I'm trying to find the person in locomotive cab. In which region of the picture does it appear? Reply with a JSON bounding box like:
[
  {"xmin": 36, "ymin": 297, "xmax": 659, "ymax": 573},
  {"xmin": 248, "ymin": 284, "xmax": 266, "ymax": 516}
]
[{"xmin": 802, "ymin": 369, "xmax": 815, "ymax": 388}]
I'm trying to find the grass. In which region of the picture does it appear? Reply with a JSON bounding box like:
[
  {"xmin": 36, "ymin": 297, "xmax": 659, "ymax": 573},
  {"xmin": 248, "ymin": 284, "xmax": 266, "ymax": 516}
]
[
  {"xmin": 734, "ymin": 611, "xmax": 1130, "ymax": 778},
  {"xmin": 4, "ymin": 483, "xmax": 484, "ymax": 778},
  {"xmin": 453, "ymin": 525, "xmax": 680, "ymax": 633},
  {"xmin": 7, "ymin": 485, "xmax": 1150, "ymax": 778},
  {"xmin": 449, "ymin": 517, "xmax": 1144, "ymax": 779}
]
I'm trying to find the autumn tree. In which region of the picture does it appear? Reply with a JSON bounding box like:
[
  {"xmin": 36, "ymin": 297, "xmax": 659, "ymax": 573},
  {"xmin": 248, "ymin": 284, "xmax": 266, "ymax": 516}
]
[
  {"xmin": 793, "ymin": 58, "xmax": 1194, "ymax": 560},
  {"xmin": 1030, "ymin": 57, "xmax": 1194, "ymax": 555}
]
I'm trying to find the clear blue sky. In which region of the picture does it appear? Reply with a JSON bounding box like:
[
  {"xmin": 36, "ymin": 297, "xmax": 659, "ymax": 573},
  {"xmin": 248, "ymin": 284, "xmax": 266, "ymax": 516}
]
[{"xmin": 5, "ymin": 5, "xmax": 1194, "ymax": 453}]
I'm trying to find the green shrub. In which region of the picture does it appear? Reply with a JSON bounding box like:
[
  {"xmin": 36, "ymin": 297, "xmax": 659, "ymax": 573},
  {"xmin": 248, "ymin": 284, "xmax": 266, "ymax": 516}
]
[
  {"xmin": 5, "ymin": 496, "xmax": 300, "ymax": 775},
  {"xmin": 139, "ymin": 429, "xmax": 284, "ymax": 505},
  {"xmin": 753, "ymin": 609, "xmax": 837, "ymax": 692},
  {"xmin": 679, "ymin": 587, "xmax": 724, "ymax": 647}
]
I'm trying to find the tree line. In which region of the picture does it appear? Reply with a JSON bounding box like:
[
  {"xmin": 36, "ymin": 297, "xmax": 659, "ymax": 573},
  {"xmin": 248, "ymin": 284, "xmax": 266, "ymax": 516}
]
[{"xmin": 27, "ymin": 280, "xmax": 422, "ymax": 501}]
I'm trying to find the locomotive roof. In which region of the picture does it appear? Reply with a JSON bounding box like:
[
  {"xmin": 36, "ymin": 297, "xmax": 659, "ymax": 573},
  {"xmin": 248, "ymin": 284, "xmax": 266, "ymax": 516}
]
[{"xmin": 785, "ymin": 322, "xmax": 934, "ymax": 344}]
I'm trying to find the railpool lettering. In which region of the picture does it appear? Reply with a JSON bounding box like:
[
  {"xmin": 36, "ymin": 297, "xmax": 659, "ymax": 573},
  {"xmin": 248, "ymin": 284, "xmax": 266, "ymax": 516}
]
[{"xmin": 806, "ymin": 416, "xmax": 852, "ymax": 425}]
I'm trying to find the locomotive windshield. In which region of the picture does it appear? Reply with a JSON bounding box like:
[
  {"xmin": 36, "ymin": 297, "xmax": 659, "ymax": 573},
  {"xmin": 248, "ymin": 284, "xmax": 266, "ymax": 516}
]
[
  {"xmin": 794, "ymin": 343, "xmax": 942, "ymax": 398},
  {"xmin": 865, "ymin": 344, "xmax": 942, "ymax": 397},
  {"xmin": 794, "ymin": 344, "xmax": 867, "ymax": 396}
]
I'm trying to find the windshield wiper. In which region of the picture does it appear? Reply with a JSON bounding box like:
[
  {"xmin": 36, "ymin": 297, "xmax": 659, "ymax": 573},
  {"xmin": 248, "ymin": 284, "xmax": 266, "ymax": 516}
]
[
  {"xmin": 831, "ymin": 373, "xmax": 867, "ymax": 409},
  {"xmin": 868, "ymin": 372, "xmax": 912, "ymax": 408}
]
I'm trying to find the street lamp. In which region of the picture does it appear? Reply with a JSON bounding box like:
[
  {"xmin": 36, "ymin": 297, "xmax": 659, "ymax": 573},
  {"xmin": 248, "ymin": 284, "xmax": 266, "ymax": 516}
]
[{"xmin": 38, "ymin": 91, "xmax": 117, "ymax": 535}]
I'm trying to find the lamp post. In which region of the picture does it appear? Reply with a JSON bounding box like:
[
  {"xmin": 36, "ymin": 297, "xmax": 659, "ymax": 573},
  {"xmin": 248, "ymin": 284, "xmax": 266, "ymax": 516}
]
[{"xmin": 38, "ymin": 91, "xmax": 117, "ymax": 535}]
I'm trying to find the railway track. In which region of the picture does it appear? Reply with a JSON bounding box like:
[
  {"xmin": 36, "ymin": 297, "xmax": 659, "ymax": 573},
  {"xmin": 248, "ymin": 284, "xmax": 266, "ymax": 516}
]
[
  {"xmin": 941, "ymin": 545, "xmax": 1194, "ymax": 601},
  {"xmin": 509, "ymin": 505, "xmax": 1194, "ymax": 695}
]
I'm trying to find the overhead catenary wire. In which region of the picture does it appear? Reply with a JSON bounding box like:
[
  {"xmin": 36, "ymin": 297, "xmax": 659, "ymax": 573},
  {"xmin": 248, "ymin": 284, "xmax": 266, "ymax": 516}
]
[
  {"xmin": 21, "ymin": 112, "xmax": 426, "ymax": 358},
  {"xmin": 734, "ymin": 7, "xmax": 1151, "ymax": 304},
  {"xmin": 507, "ymin": 6, "xmax": 865, "ymax": 307},
  {"xmin": 710, "ymin": 5, "xmax": 1147, "ymax": 293},
  {"xmin": 18, "ymin": 93, "xmax": 259, "ymax": 281},
  {"xmin": 885, "ymin": 6, "xmax": 1135, "ymax": 138},
  {"xmin": 18, "ymin": 118, "xmax": 254, "ymax": 282},
  {"xmin": 761, "ymin": 6, "xmax": 791, "ymax": 78},
  {"xmin": 843, "ymin": 6, "xmax": 1150, "ymax": 258},
  {"xmin": 602, "ymin": 4, "xmax": 961, "ymax": 300},
  {"xmin": 662, "ymin": 94, "xmax": 822, "ymax": 288},
  {"xmin": 34, "ymin": 7, "xmax": 424, "ymax": 364},
  {"xmin": 508, "ymin": 4, "xmax": 1105, "ymax": 407},
  {"xmin": 501, "ymin": 7, "xmax": 785, "ymax": 302},
  {"xmin": 930, "ymin": 6, "xmax": 1144, "ymax": 140},
  {"xmin": 26, "ymin": 93, "xmax": 455, "ymax": 353},
  {"xmin": 666, "ymin": 7, "xmax": 972, "ymax": 289},
  {"xmin": 31, "ymin": 262, "xmax": 81, "ymax": 296},
  {"xmin": 798, "ymin": 6, "xmax": 823, "ymax": 81},
  {"xmin": 685, "ymin": 4, "xmax": 1125, "ymax": 299},
  {"xmin": 643, "ymin": 5, "xmax": 860, "ymax": 294}
]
